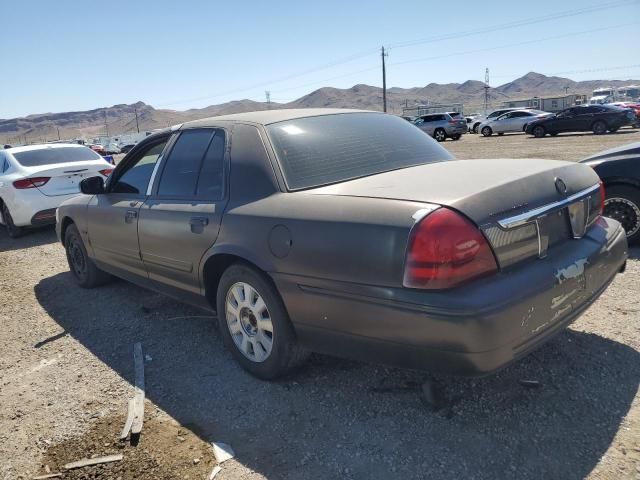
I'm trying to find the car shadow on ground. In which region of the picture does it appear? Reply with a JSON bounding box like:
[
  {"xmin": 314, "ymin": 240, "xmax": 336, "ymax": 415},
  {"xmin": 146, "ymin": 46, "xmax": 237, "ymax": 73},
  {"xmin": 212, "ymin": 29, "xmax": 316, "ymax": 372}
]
[
  {"xmin": 35, "ymin": 272, "xmax": 640, "ymax": 480},
  {"xmin": 0, "ymin": 226, "xmax": 57, "ymax": 252}
]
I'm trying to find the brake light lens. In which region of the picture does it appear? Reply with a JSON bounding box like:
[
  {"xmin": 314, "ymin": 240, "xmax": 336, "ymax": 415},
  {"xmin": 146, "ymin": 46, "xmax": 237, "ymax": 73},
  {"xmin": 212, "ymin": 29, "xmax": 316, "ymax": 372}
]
[
  {"xmin": 13, "ymin": 177, "xmax": 51, "ymax": 189},
  {"xmin": 403, "ymin": 208, "xmax": 498, "ymax": 289},
  {"xmin": 99, "ymin": 168, "xmax": 114, "ymax": 177}
]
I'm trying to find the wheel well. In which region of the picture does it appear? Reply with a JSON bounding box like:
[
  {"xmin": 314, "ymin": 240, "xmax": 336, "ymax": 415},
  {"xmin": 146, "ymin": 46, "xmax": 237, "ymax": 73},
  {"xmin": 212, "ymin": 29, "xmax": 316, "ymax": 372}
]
[
  {"xmin": 60, "ymin": 217, "xmax": 75, "ymax": 245},
  {"xmin": 603, "ymin": 179, "xmax": 640, "ymax": 191},
  {"xmin": 202, "ymin": 254, "xmax": 264, "ymax": 311}
]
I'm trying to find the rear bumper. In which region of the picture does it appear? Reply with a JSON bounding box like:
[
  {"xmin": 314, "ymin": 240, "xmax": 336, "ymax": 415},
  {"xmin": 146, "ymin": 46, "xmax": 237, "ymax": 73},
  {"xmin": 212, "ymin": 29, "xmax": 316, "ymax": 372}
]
[
  {"xmin": 4, "ymin": 190, "xmax": 79, "ymax": 227},
  {"xmin": 30, "ymin": 208, "xmax": 57, "ymax": 226},
  {"xmin": 274, "ymin": 217, "xmax": 628, "ymax": 375}
]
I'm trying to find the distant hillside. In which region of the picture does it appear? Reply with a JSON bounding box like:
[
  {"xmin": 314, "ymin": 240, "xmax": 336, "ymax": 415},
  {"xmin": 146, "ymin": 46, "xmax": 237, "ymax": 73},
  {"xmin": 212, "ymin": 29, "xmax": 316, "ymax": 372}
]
[{"xmin": 2, "ymin": 72, "xmax": 639, "ymax": 143}]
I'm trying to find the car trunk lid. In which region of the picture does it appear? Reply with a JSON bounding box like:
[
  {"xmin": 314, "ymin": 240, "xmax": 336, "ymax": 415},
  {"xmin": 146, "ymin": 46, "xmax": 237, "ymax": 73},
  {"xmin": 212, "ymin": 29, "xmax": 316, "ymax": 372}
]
[
  {"xmin": 309, "ymin": 159, "xmax": 602, "ymax": 268},
  {"xmin": 23, "ymin": 160, "xmax": 111, "ymax": 197}
]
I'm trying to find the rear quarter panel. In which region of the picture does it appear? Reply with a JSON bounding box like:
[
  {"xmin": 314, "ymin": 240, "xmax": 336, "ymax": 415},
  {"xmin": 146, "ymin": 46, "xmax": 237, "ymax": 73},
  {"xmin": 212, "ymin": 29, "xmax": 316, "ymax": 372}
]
[{"xmin": 210, "ymin": 193, "xmax": 428, "ymax": 287}]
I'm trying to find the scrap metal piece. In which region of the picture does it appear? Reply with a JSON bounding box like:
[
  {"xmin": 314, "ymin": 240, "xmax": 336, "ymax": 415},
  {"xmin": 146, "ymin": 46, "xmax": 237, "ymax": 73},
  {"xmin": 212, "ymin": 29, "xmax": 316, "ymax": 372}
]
[
  {"xmin": 131, "ymin": 342, "xmax": 145, "ymax": 435},
  {"xmin": 63, "ymin": 454, "xmax": 124, "ymax": 470},
  {"xmin": 33, "ymin": 474, "xmax": 62, "ymax": 479}
]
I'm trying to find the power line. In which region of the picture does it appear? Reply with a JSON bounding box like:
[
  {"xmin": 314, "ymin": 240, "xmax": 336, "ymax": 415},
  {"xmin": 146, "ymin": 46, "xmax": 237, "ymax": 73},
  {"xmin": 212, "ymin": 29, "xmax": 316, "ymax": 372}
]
[
  {"xmin": 151, "ymin": 1, "xmax": 638, "ymax": 109},
  {"xmin": 386, "ymin": 0, "xmax": 638, "ymax": 50},
  {"xmin": 389, "ymin": 22, "xmax": 640, "ymax": 69}
]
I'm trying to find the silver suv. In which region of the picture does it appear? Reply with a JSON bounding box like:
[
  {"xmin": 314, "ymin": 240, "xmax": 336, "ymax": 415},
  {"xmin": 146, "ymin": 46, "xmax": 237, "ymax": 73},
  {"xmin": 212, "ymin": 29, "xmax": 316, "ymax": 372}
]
[{"xmin": 413, "ymin": 113, "xmax": 466, "ymax": 142}]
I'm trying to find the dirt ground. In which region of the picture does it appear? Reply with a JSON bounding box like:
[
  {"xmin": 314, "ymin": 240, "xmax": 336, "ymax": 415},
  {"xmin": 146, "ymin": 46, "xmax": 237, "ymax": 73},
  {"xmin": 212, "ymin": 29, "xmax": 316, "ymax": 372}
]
[{"xmin": 1, "ymin": 130, "xmax": 640, "ymax": 480}]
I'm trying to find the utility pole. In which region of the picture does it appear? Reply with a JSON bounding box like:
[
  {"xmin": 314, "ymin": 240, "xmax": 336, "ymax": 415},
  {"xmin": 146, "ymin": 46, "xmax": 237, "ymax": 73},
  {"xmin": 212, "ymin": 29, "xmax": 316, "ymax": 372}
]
[
  {"xmin": 483, "ymin": 68, "xmax": 490, "ymax": 115},
  {"xmin": 57, "ymin": 127, "xmax": 60, "ymax": 141},
  {"xmin": 104, "ymin": 110, "xmax": 109, "ymax": 137},
  {"xmin": 381, "ymin": 46, "xmax": 388, "ymax": 112},
  {"xmin": 134, "ymin": 107, "xmax": 140, "ymax": 133},
  {"xmin": 265, "ymin": 91, "xmax": 271, "ymax": 109}
]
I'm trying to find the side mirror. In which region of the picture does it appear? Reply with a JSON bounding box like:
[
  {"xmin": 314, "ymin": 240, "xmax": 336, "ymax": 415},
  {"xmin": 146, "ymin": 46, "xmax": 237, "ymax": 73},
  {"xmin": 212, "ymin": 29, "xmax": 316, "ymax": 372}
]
[{"xmin": 80, "ymin": 176, "xmax": 105, "ymax": 195}]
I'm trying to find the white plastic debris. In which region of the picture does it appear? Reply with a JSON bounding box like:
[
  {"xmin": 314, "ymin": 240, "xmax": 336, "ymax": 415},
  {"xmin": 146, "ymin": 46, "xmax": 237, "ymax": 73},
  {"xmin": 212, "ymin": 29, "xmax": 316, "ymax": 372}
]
[
  {"xmin": 145, "ymin": 354, "xmax": 152, "ymax": 362},
  {"xmin": 208, "ymin": 465, "xmax": 222, "ymax": 479},
  {"xmin": 212, "ymin": 442, "xmax": 235, "ymax": 464}
]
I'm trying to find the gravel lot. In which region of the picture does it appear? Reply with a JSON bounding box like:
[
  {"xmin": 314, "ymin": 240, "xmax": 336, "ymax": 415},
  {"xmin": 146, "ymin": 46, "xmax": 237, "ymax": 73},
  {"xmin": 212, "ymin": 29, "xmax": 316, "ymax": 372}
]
[{"xmin": 1, "ymin": 130, "xmax": 639, "ymax": 480}]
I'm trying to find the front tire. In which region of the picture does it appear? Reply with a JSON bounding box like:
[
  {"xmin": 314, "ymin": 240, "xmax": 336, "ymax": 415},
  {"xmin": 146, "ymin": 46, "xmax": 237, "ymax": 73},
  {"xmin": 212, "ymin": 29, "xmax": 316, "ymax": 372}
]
[
  {"xmin": 433, "ymin": 128, "xmax": 446, "ymax": 142},
  {"xmin": 216, "ymin": 263, "xmax": 309, "ymax": 380},
  {"xmin": 64, "ymin": 224, "xmax": 111, "ymax": 288},
  {"xmin": 1, "ymin": 202, "xmax": 24, "ymax": 238},
  {"xmin": 603, "ymin": 185, "xmax": 640, "ymax": 244},
  {"xmin": 481, "ymin": 126, "xmax": 492, "ymax": 137},
  {"xmin": 592, "ymin": 120, "xmax": 607, "ymax": 135}
]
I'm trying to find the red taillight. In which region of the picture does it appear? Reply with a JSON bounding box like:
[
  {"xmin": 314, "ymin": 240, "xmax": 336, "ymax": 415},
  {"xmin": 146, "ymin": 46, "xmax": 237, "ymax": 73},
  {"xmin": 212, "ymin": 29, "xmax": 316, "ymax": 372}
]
[
  {"xmin": 99, "ymin": 168, "xmax": 114, "ymax": 177},
  {"xmin": 403, "ymin": 208, "xmax": 498, "ymax": 289},
  {"xmin": 13, "ymin": 177, "xmax": 51, "ymax": 189},
  {"xmin": 598, "ymin": 180, "xmax": 605, "ymax": 215}
]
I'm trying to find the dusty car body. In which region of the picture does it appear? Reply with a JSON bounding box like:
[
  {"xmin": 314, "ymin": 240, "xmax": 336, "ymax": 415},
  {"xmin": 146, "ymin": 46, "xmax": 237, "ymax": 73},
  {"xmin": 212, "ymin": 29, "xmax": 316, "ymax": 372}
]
[{"xmin": 56, "ymin": 109, "xmax": 628, "ymax": 379}]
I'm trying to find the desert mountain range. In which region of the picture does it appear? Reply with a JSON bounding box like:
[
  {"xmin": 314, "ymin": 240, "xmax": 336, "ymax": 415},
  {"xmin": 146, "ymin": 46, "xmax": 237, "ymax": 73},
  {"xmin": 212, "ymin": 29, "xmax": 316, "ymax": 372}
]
[{"xmin": 2, "ymin": 72, "xmax": 638, "ymax": 142}]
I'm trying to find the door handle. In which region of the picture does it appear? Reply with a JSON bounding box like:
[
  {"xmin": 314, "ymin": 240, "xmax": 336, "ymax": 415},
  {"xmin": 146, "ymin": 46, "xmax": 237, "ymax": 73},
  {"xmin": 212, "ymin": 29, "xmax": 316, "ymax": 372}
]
[
  {"xmin": 190, "ymin": 217, "xmax": 209, "ymax": 226},
  {"xmin": 125, "ymin": 210, "xmax": 138, "ymax": 223},
  {"xmin": 189, "ymin": 216, "xmax": 209, "ymax": 233}
]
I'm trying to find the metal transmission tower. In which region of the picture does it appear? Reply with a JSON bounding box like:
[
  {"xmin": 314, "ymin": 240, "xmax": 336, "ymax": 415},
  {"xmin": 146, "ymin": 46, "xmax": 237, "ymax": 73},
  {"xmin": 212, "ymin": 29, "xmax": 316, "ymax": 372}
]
[
  {"xmin": 265, "ymin": 91, "xmax": 271, "ymax": 109},
  {"xmin": 483, "ymin": 68, "xmax": 490, "ymax": 114},
  {"xmin": 381, "ymin": 46, "xmax": 388, "ymax": 112}
]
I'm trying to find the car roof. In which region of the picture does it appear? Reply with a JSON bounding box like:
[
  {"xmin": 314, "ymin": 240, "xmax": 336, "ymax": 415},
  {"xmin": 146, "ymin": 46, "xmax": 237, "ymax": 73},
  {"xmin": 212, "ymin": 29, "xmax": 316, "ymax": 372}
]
[
  {"xmin": 182, "ymin": 108, "xmax": 376, "ymax": 129},
  {"xmin": 6, "ymin": 143, "xmax": 90, "ymax": 154}
]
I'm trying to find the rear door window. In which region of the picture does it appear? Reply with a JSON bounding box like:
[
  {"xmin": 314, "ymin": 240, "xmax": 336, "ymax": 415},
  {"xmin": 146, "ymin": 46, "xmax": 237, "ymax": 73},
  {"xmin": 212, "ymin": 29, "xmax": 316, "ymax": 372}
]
[{"xmin": 156, "ymin": 128, "xmax": 225, "ymax": 199}]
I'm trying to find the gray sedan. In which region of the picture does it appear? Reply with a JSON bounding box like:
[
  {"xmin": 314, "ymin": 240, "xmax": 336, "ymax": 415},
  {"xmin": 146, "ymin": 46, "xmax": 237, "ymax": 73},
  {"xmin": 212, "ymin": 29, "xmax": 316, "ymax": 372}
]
[
  {"xmin": 56, "ymin": 109, "xmax": 628, "ymax": 380},
  {"xmin": 479, "ymin": 110, "xmax": 552, "ymax": 136}
]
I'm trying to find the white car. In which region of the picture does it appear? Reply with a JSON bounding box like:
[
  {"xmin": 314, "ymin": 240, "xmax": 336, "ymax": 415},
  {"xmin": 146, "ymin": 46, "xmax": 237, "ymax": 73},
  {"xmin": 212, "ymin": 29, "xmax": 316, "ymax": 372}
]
[
  {"xmin": 0, "ymin": 144, "xmax": 113, "ymax": 237},
  {"xmin": 479, "ymin": 110, "xmax": 553, "ymax": 137}
]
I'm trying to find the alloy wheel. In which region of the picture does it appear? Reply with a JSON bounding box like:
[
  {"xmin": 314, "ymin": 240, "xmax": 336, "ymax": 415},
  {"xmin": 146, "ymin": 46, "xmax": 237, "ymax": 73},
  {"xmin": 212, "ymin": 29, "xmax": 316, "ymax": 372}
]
[
  {"xmin": 225, "ymin": 282, "xmax": 274, "ymax": 363},
  {"xmin": 604, "ymin": 197, "xmax": 640, "ymax": 238},
  {"xmin": 434, "ymin": 129, "xmax": 446, "ymax": 142}
]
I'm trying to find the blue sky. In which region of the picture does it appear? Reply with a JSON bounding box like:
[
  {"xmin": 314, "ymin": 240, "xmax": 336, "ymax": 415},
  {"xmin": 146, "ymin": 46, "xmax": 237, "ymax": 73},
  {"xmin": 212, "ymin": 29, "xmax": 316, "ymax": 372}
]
[{"xmin": 2, "ymin": 0, "xmax": 639, "ymax": 118}]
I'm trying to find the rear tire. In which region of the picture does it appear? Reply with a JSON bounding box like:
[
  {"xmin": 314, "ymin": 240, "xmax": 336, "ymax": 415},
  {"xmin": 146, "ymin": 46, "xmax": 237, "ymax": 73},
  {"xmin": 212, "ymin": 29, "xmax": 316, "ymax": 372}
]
[
  {"xmin": 533, "ymin": 125, "xmax": 546, "ymax": 138},
  {"xmin": 481, "ymin": 126, "xmax": 492, "ymax": 137},
  {"xmin": 216, "ymin": 263, "xmax": 309, "ymax": 380},
  {"xmin": 1, "ymin": 202, "xmax": 24, "ymax": 238},
  {"xmin": 472, "ymin": 123, "xmax": 480, "ymax": 134},
  {"xmin": 603, "ymin": 185, "xmax": 640, "ymax": 244},
  {"xmin": 433, "ymin": 128, "xmax": 446, "ymax": 142},
  {"xmin": 64, "ymin": 224, "xmax": 111, "ymax": 288},
  {"xmin": 592, "ymin": 121, "xmax": 607, "ymax": 135}
]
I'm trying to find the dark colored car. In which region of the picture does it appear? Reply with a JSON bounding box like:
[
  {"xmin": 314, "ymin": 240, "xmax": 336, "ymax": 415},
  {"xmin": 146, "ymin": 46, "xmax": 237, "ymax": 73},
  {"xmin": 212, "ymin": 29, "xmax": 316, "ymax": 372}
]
[
  {"xmin": 525, "ymin": 105, "xmax": 635, "ymax": 137},
  {"xmin": 581, "ymin": 142, "xmax": 640, "ymax": 243},
  {"xmin": 56, "ymin": 109, "xmax": 627, "ymax": 380},
  {"xmin": 120, "ymin": 144, "xmax": 136, "ymax": 154}
]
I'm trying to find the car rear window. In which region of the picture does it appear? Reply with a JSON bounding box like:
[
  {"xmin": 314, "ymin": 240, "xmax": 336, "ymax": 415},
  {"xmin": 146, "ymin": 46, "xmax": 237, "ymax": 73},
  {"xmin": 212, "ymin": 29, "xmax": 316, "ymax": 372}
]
[
  {"xmin": 12, "ymin": 146, "xmax": 102, "ymax": 167},
  {"xmin": 266, "ymin": 112, "xmax": 454, "ymax": 190}
]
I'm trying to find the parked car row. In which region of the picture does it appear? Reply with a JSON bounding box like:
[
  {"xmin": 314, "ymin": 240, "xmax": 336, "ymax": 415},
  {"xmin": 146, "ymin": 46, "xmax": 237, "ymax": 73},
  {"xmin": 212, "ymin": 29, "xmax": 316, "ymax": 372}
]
[
  {"xmin": 525, "ymin": 104, "xmax": 636, "ymax": 137},
  {"xmin": 1, "ymin": 109, "xmax": 636, "ymax": 383}
]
